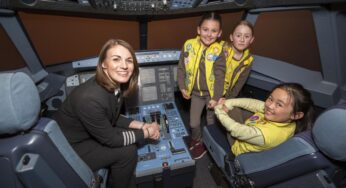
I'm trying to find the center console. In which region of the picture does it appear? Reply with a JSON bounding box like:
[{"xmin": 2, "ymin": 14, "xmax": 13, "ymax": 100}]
[{"xmin": 126, "ymin": 50, "xmax": 195, "ymax": 188}]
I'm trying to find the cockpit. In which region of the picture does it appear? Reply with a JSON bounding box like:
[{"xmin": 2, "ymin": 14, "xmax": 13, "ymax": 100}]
[{"xmin": 0, "ymin": 0, "xmax": 346, "ymax": 188}]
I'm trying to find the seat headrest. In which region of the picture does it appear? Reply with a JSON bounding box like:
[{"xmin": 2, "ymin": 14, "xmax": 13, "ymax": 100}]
[
  {"xmin": 0, "ymin": 72, "xmax": 40, "ymax": 134},
  {"xmin": 312, "ymin": 103, "xmax": 346, "ymax": 161}
]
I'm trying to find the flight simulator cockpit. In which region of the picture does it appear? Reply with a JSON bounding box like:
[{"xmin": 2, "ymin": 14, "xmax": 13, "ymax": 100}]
[{"xmin": 0, "ymin": 0, "xmax": 346, "ymax": 188}]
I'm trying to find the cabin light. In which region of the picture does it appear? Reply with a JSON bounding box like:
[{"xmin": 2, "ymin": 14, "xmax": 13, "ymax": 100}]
[{"xmin": 163, "ymin": 0, "xmax": 167, "ymax": 6}]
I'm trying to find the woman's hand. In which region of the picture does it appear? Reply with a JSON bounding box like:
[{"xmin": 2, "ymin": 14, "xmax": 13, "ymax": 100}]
[
  {"xmin": 143, "ymin": 122, "xmax": 160, "ymax": 140},
  {"xmin": 181, "ymin": 89, "xmax": 191, "ymax": 100}
]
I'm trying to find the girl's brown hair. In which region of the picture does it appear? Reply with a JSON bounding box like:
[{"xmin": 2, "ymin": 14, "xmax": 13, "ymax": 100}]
[{"xmin": 232, "ymin": 20, "xmax": 254, "ymax": 35}]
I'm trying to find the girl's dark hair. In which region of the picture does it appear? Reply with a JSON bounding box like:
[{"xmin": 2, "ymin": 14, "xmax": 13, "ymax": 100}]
[
  {"xmin": 95, "ymin": 39, "xmax": 139, "ymax": 97},
  {"xmin": 198, "ymin": 12, "xmax": 222, "ymax": 28},
  {"xmin": 271, "ymin": 83, "xmax": 315, "ymax": 133}
]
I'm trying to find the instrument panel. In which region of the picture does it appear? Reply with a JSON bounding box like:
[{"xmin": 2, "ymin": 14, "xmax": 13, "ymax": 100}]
[{"xmin": 126, "ymin": 101, "xmax": 194, "ymax": 178}]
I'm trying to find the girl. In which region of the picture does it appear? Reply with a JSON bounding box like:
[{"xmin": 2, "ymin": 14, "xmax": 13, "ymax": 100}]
[
  {"xmin": 219, "ymin": 20, "xmax": 255, "ymax": 104},
  {"xmin": 53, "ymin": 39, "xmax": 160, "ymax": 188},
  {"xmin": 215, "ymin": 83, "xmax": 315, "ymax": 157},
  {"xmin": 177, "ymin": 12, "xmax": 226, "ymax": 159}
]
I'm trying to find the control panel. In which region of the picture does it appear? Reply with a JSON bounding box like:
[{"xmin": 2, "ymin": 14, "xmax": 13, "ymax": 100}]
[
  {"xmin": 116, "ymin": 0, "xmax": 170, "ymax": 11},
  {"xmin": 72, "ymin": 50, "xmax": 180, "ymax": 69},
  {"xmin": 87, "ymin": 0, "xmax": 171, "ymax": 12},
  {"xmin": 126, "ymin": 101, "xmax": 194, "ymax": 178},
  {"xmin": 170, "ymin": 0, "xmax": 202, "ymax": 9},
  {"xmin": 127, "ymin": 102, "xmax": 188, "ymax": 141},
  {"xmin": 136, "ymin": 50, "xmax": 180, "ymax": 64},
  {"xmin": 136, "ymin": 137, "xmax": 194, "ymax": 177},
  {"xmin": 65, "ymin": 71, "xmax": 95, "ymax": 95},
  {"xmin": 87, "ymin": 0, "xmax": 238, "ymax": 10}
]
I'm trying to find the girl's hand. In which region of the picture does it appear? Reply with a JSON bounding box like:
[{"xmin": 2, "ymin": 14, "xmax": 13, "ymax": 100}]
[
  {"xmin": 218, "ymin": 97, "xmax": 226, "ymax": 105},
  {"xmin": 222, "ymin": 104, "xmax": 229, "ymax": 113},
  {"xmin": 208, "ymin": 99, "xmax": 217, "ymax": 109},
  {"xmin": 181, "ymin": 89, "xmax": 191, "ymax": 100}
]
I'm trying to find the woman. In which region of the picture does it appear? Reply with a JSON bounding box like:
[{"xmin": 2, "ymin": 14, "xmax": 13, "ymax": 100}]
[{"xmin": 53, "ymin": 39, "xmax": 160, "ymax": 188}]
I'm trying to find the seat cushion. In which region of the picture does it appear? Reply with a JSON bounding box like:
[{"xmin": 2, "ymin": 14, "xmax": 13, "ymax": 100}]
[
  {"xmin": 0, "ymin": 72, "xmax": 40, "ymax": 134},
  {"xmin": 313, "ymin": 103, "xmax": 346, "ymax": 161},
  {"xmin": 236, "ymin": 135, "xmax": 316, "ymax": 174}
]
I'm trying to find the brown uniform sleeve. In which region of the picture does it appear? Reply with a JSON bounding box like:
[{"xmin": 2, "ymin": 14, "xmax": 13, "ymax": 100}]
[
  {"xmin": 227, "ymin": 64, "xmax": 252, "ymax": 99},
  {"xmin": 212, "ymin": 51, "xmax": 226, "ymax": 100},
  {"xmin": 177, "ymin": 47, "xmax": 186, "ymax": 91}
]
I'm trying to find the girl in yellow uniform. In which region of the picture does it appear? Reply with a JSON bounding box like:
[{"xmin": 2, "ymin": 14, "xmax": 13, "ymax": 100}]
[
  {"xmin": 177, "ymin": 12, "xmax": 226, "ymax": 159},
  {"xmin": 215, "ymin": 83, "xmax": 315, "ymax": 157},
  {"xmin": 220, "ymin": 20, "xmax": 255, "ymax": 104}
]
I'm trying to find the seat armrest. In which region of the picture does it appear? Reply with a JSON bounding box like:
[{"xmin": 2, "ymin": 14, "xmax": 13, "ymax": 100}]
[
  {"xmin": 203, "ymin": 124, "xmax": 231, "ymax": 169},
  {"xmin": 40, "ymin": 119, "xmax": 95, "ymax": 187},
  {"xmin": 16, "ymin": 153, "xmax": 66, "ymax": 188}
]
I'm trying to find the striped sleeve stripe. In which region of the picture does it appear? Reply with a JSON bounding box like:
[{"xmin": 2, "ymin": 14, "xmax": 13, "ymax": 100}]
[
  {"xmin": 122, "ymin": 132, "xmax": 127, "ymax": 146},
  {"xmin": 122, "ymin": 131, "xmax": 136, "ymax": 146},
  {"xmin": 130, "ymin": 131, "xmax": 135, "ymax": 144}
]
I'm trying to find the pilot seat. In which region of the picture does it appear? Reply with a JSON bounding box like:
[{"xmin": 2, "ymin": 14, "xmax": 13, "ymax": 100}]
[
  {"xmin": 203, "ymin": 102, "xmax": 346, "ymax": 187},
  {"xmin": 0, "ymin": 72, "xmax": 108, "ymax": 188}
]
